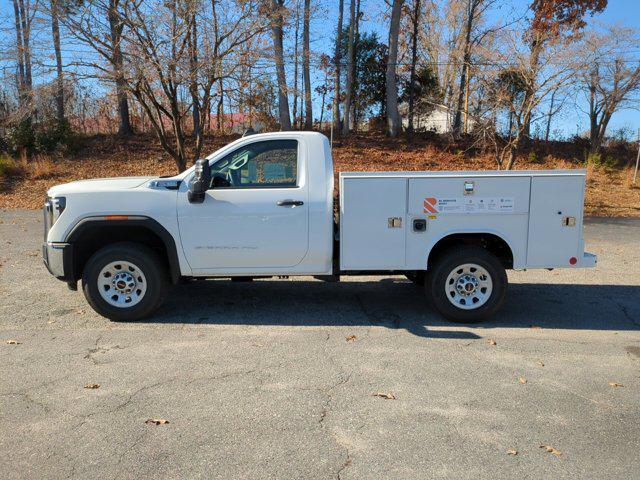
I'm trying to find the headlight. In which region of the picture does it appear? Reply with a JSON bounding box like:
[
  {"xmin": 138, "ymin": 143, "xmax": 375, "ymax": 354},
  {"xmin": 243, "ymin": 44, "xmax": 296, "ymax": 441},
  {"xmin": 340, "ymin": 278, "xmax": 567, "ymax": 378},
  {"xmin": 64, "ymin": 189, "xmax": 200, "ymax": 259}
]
[{"xmin": 44, "ymin": 196, "xmax": 66, "ymax": 236}]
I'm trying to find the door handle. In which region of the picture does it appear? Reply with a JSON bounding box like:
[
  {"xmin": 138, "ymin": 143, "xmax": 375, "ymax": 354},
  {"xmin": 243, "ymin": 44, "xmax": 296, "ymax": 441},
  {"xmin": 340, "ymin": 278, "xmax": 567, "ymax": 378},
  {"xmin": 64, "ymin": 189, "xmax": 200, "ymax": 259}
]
[{"xmin": 277, "ymin": 200, "xmax": 304, "ymax": 207}]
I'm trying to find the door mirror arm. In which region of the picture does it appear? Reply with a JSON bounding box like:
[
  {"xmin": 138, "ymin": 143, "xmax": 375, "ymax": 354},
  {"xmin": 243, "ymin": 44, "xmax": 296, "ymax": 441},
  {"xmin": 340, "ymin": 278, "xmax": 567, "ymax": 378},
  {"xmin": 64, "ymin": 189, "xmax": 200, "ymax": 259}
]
[{"xmin": 188, "ymin": 158, "xmax": 211, "ymax": 204}]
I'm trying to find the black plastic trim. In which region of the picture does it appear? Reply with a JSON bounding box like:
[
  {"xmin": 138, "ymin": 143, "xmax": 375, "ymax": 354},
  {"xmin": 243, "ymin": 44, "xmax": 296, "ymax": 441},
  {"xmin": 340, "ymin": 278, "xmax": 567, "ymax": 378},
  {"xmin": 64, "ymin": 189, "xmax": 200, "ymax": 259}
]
[{"xmin": 66, "ymin": 217, "xmax": 181, "ymax": 284}]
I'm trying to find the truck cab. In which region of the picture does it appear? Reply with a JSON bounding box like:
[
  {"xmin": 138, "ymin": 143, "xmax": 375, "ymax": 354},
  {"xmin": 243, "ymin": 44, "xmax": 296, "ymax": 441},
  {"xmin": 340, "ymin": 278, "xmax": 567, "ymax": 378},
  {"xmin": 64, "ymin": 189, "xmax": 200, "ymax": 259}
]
[{"xmin": 43, "ymin": 132, "xmax": 595, "ymax": 322}]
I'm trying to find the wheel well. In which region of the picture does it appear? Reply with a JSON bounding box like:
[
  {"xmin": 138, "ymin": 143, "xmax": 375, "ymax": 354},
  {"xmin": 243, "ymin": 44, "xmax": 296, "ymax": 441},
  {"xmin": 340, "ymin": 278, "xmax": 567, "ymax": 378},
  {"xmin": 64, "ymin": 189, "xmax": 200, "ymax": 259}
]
[
  {"xmin": 68, "ymin": 221, "xmax": 179, "ymax": 283},
  {"xmin": 427, "ymin": 234, "xmax": 514, "ymax": 270}
]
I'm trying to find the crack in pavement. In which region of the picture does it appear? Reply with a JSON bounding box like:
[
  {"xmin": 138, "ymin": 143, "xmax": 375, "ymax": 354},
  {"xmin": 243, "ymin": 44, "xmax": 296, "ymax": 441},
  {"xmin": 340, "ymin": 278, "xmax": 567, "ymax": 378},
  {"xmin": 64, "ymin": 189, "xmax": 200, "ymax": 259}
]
[
  {"xmin": 316, "ymin": 330, "xmax": 356, "ymax": 480},
  {"xmin": 84, "ymin": 333, "xmax": 127, "ymax": 365}
]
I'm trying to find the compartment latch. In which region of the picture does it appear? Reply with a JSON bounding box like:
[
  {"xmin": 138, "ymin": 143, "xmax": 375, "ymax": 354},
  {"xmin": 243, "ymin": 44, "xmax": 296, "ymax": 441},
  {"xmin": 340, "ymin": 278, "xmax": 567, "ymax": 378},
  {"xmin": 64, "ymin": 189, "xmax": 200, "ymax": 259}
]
[{"xmin": 388, "ymin": 217, "xmax": 403, "ymax": 228}]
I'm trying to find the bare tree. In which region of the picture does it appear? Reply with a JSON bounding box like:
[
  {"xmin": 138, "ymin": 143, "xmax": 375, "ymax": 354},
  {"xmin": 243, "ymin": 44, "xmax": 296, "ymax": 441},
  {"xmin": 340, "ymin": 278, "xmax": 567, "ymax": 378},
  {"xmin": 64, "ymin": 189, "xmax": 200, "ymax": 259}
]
[
  {"xmin": 452, "ymin": 0, "xmax": 492, "ymax": 135},
  {"xmin": 269, "ymin": 0, "xmax": 291, "ymax": 130},
  {"xmin": 407, "ymin": 0, "xmax": 421, "ymax": 135},
  {"xmin": 581, "ymin": 26, "xmax": 640, "ymax": 153},
  {"xmin": 332, "ymin": 0, "xmax": 344, "ymax": 133},
  {"xmin": 302, "ymin": 0, "xmax": 312, "ymax": 129},
  {"xmin": 385, "ymin": 0, "xmax": 403, "ymax": 137},
  {"xmin": 482, "ymin": 28, "xmax": 579, "ymax": 169},
  {"xmin": 522, "ymin": 0, "xmax": 608, "ymax": 140},
  {"xmin": 50, "ymin": 0, "xmax": 65, "ymax": 123},
  {"xmin": 106, "ymin": 0, "xmax": 134, "ymax": 135},
  {"xmin": 12, "ymin": 0, "xmax": 35, "ymax": 118},
  {"xmin": 292, "ymin": 0, "xmax": 300, "ymax": 128},
  {"xmin": 341, "ymin": 0, "xmax": 356, "ymax": 135}
]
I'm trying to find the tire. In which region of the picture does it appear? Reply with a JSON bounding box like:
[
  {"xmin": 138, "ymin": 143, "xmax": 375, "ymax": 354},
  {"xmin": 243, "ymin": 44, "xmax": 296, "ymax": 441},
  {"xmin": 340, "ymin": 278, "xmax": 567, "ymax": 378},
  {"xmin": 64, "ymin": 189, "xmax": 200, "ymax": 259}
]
[
  {"xmin": 405, "ymin": 271, "xmax": 426, "ymax": 286},
  {"xmin": 426, "ymin": 246, "xmax": 507, "ymax": 323},
  {"xmin": 82, "ymin": 242, "xmax": 169, "ymax": 321}
]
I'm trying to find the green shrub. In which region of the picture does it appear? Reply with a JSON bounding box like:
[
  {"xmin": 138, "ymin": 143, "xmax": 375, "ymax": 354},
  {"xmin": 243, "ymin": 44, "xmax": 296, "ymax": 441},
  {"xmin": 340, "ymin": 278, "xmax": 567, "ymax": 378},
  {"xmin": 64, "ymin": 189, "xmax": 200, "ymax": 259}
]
[
  {"xmin": 7, "ymin": 119, "xmax": 35, "ymax": 155},
  {"xmin": 0, "ymin": 155, "xmax": 24, "ymax": 179},
  {"xmin": 585, "ymin": 151, "xmax": 618, "ymax": 169},
  {"xmin": 527, "ymin": 151, "xmax": 542, "ymax": 164},
  {"xmin": 6, "ymin": 119, "xmax": 82, "ymax": 157},
  {"xmin": 34, "ymin": 119, "xmax": 82, "ymax": 155}
]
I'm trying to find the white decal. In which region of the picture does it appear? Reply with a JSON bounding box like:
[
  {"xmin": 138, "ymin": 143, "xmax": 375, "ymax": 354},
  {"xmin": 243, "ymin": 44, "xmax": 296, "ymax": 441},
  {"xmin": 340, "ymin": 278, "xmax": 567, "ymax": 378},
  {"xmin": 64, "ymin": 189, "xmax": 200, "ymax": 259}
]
[{"xmin": 424, "ymin": 197, "xmax": 514, "ymax": 214}]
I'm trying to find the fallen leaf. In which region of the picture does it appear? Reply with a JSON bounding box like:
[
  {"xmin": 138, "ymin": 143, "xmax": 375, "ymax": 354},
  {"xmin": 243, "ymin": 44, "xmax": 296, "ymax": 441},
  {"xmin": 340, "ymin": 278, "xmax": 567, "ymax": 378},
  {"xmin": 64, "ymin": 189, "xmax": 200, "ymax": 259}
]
[
  {"xmin": 608, "ymin": 381, "xmax": 624, "ymax": 388},
  {"xmin": 26, "ymin": 251, "xmax": 39, "ymax": 257},
  {"xmin": 373, "ymin": 392, "xmax": 396, "ymax": 400},
  {"xmin": 486, "ymin": 338, "xmax": 497, "ymax": 346},
  {"xmin": 84, "ymin": 383, "xmax": 100, "ymax": 389},
  {"xmin": 6, "ymin": 339, "xmax": 21, "ymax": 345},
  {"xmin": 539, "ymin": 444, "xmax": 562, "ymax": 456},
  {"xmin": 507, "ymin": 449, "xmax": 518, "ymax": 456},
  {"xmin": 537, "ymin": 361, "xmax": 545, "ymax": 367},
  {"xmin": 346, "ymin": 334, "xmax": 357, "ymax": 342},
  {"xmin": 519, "ymin": 376, "xmax": 527, "ymax": 385},
  {"xmin": 145, "ymin": 418, "xmax": 169, "ymax": 425},
  {"xmin": 252, "ymin": 342, "xmax": 264, "ymax": 347}
]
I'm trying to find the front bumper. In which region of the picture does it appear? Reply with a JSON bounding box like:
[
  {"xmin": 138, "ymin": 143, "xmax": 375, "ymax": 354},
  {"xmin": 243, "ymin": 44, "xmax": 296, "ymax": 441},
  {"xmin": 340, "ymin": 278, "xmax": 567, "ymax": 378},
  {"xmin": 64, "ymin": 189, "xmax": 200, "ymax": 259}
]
[{"xmin": 42, "ymin": 242, "xmax": 74, "ymax": 281}]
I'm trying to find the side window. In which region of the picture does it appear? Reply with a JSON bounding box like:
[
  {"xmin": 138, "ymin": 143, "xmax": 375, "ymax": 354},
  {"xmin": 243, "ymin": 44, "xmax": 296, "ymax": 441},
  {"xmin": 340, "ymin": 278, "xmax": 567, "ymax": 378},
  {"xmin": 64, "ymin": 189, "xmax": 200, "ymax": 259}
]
[{"xmin": 209, "ymin": 139, "xmax": 298, "ymax": 189}]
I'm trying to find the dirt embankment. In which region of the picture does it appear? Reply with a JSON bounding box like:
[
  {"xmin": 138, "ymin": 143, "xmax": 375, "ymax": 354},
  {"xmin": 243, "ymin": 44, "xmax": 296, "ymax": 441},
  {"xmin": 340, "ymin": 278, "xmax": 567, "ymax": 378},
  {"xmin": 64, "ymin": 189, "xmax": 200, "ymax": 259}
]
[{"xmin": 1, "ymin": 132, "xmax": 638, "ymax": 216}]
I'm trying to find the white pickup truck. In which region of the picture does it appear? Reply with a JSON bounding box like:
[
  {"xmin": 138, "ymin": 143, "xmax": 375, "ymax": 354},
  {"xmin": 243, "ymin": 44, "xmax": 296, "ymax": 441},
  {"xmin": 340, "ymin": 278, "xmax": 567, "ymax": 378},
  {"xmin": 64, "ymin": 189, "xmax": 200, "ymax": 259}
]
[{"xmin": 43, "ymin": 131, "xmax": 596, "ymax": 322}]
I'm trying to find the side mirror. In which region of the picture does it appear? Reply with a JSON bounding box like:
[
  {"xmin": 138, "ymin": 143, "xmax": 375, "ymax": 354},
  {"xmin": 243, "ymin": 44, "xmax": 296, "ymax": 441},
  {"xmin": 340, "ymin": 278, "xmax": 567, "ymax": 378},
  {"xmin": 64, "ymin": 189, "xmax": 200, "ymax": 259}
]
[{"xmin": 187, "ymin": 158, "xmax": 211, "ymax": 204}]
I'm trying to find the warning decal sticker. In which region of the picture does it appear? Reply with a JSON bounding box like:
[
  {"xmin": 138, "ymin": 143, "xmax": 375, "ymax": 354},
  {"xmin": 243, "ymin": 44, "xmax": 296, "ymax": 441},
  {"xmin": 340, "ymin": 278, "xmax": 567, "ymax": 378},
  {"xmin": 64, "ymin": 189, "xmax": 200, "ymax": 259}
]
[{"xmin": 423, "ymin": 197, "xmax": 515, "ymax": 214}]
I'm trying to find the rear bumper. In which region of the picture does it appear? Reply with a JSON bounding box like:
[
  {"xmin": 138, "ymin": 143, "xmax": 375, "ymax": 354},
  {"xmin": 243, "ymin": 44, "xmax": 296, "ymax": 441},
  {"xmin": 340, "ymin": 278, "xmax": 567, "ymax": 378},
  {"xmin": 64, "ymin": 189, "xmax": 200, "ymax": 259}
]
[
  {"xmin": 42, "ymin": 242, "xmax": 74, "ymax": 281},
  {"xmin": 577, "ymin": 252, "xmax": 597, "ymax": 268}
]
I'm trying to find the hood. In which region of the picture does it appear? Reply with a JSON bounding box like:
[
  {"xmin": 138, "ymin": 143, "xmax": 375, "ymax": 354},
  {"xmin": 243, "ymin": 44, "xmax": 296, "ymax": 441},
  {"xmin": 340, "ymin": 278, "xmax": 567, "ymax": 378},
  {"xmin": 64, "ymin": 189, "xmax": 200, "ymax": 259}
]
[{"xmin": 47, "ymin": 176, "xmax": 154, "ymax": 197}]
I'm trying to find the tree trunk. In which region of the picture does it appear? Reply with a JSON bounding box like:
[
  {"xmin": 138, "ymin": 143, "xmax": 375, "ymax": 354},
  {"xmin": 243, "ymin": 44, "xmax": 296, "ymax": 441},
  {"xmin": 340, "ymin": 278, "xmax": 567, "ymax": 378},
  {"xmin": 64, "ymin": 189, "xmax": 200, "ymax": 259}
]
[
  {"xmin": 385, "ymin": 0, "xmax": 403, "ymax": 137},
  {"xmin": 292, "ymin": 1, "xmax": 300, "ymax": 129},
  {"xmin": 332, "ymin": 0, "xmax": 344, "ymax": 133},
  {"xmin": 453, "ymin": 0, "xmax": 476, "ymax": 135},
  {"xmin": 407, "ymin": 0, "xmax": 421, "ymax": 137},
  {"xmin": 270, "ymin": 0, "xmax": 291, "ymax": 130},
  {"xmin": 341, "ymin": 0, "xmax": 356, "ymax": 136},
  {"xmin": 11, "ymin": 0, "xmax": 27, "ymax": 107},
  {"xmin": 544, "ymin": 89, "xmax": 556, "ymax": 142},
  {"xmin": 217, "ymin": 77, "xmax": 224, "ymax": 132},
  {"xmin": 51, "ymin": 0, "xmax": 65, "ymax": 123},
  {"xmin": 188, "ymin": 14, "xmax": 200, "ymax": 143},
  {"xmin": 319, "ymin": 86, "xmax": 326, "ymax": 126},
  {"xmin": 302, "ymin": 0, "xmax": 312, "ymax": 129},
  {"xmin": 107, "ymin": 0, "xmax": 133, "ymax": 136},
  {"xmin": 18, "ymin": 0, "xmax": 32, "ymax": 93},
  {"xmin": 522, "ymin": 33, "xmax": 542, "ymax": 144}
]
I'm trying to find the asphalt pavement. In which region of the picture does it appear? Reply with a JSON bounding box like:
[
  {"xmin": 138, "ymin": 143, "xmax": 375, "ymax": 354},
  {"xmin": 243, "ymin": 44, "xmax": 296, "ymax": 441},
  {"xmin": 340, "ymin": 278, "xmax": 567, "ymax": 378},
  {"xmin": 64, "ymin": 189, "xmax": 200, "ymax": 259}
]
[{"xmin": 1, "ymin": 210, "xmax": 639, "ymax": 479}]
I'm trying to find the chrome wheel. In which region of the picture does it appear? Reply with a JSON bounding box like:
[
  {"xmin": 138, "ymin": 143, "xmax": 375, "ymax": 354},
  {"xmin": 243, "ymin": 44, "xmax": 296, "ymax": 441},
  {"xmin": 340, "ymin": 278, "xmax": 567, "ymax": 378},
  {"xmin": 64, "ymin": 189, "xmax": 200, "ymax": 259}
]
[
  {"xmin": 445, "ymin": 263, "xmax": 493, "ymax": 310},
  {"xmin": 97, "ymin": 261, "xmax": 147, "ymax": 308}
]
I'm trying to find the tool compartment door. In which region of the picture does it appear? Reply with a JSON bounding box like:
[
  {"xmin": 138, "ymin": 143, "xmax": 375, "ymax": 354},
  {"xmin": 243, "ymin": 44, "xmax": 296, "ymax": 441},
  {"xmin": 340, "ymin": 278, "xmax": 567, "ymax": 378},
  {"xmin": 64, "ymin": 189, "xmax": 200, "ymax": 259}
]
[
  {"xmin": 406, "ymin": 176, "xmax": 531, "ymax": 269},
  {"xmin": 340, "ymin": 177, "xmax": 407, "ymax": 269},
  {"xmin": 526, "ymin": 175, "xmax": 585, "ymax": 267}
]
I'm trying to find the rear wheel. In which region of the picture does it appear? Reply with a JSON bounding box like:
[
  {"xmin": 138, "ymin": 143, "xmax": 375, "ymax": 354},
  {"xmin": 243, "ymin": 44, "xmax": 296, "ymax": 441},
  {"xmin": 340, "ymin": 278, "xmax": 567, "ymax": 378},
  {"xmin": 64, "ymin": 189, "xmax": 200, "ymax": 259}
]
[
  {"xmin": 82, "ymin": 242, "xmax": 168, "ymax": 321},
  {"xmin": 426, "ymin": 246, "xmax": 507, "ymax": 323}
]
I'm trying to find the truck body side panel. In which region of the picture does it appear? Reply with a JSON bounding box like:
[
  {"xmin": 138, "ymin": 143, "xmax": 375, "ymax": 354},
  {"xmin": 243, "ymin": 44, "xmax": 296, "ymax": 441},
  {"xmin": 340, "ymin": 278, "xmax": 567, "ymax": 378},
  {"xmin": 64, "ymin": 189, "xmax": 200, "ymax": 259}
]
[{"xmin": 340, "ymin": 170, "xmax": 588, "ymax": 271}]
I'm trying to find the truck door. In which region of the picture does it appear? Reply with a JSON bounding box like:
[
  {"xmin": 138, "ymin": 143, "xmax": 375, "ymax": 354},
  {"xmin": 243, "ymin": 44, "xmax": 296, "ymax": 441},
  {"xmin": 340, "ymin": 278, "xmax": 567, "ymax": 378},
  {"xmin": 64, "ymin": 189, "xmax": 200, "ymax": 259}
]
[
  {"xmin": 526, "ymin": 175, "xmax": 585, "ymax": 268},
  {"xmin": 177, "ymin": 139, "xmax": 309, "ymax": 271}
]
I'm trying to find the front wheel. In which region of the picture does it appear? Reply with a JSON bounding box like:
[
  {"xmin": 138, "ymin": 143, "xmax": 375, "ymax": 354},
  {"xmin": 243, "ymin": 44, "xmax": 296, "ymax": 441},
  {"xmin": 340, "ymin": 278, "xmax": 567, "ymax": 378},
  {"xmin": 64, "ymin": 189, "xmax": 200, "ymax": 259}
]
[
  {"xmin": 426, "ymin": 246, "xmax": 507, "ymax": 323},
  {"xmin": 82, "ymin": 242, "xmax": 168, "ymax": 321}
]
